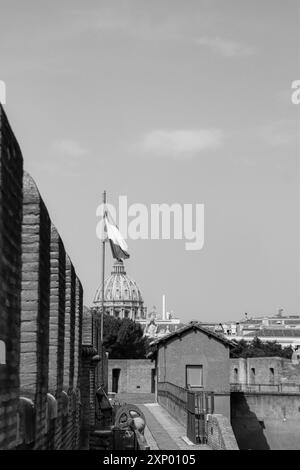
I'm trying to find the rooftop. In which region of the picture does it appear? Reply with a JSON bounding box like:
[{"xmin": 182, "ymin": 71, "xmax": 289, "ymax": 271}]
[{"xmin": 149, "ymin": 321, "xmax": 234, "ymax": 350}]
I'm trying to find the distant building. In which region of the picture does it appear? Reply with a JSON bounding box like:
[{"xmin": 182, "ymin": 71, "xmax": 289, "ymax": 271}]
[
  {"xmin": 93, "ymin": 263, "xmax": 183, "ymax": 338},
  {"xmin": 93, "ymin": 260, "xmax": 147, "ymax": 320},
  {"xmin": 223, "ymin": 310, "xmax": 300, "ymax": 349},
  {"xmin": 199, "ymin": 310, "xmax": 300, "ymax": 350},
  {"xmin": 139, "ymin": 295, "xmax": 183, "ymax": 339}
]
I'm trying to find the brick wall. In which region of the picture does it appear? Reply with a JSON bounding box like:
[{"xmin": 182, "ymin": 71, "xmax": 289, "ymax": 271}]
[
  {"xmin": 206, "ymin": 414, "xmax": 238, "ymax": 450},
  {"xmin": 79, "ymin": 307, "xmax": 109, "ymax": 448},
  {"xmin": 0, "ymin": 104, "xmax": 23, "ymax": 450},
  {"xmin": 0, "ymin": 106, "xmax": 85, "ymax": 450},
  {"xmin": 20, "ymin": 172, "xmax": 51, "ymax": 449}
]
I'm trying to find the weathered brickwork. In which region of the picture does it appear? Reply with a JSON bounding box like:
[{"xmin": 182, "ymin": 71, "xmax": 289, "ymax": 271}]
[
  {"xmin": 49, "ymin": 224, "xmax": 66, "ymax": 449},
  {"xmin": 0, "ymin": 106, "xmax": 89, "ymax": 450},
  {"xmin": 20, "ymin": 172, "xmax": 51, "ymax": 449},
  {"xmin": 0, "ymin": 104, "xmax": 23, "ymax": 449},
  {"xmin": 206, "ymin": 414, "xmax": 238, "ymax": 450}
]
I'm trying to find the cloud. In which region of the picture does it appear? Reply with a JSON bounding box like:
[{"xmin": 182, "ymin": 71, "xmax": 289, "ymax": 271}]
[
  {"xmin": 34, "ymin": 139, "xmax": 91, "ymax": 175},
  {"xmin": 259, "ymin": 120, "xmax": 300, "ymax": 147},
  {"xmin": 139, "ymin": 129, "xmax": 223, "ymax": 158},
  {"xmin": 52, "ymin": 139, "xmax": 88, "ymax": 158},
  {"xmin": 195, "ymin": 36, "xmax": 255, "ymax": 57}
]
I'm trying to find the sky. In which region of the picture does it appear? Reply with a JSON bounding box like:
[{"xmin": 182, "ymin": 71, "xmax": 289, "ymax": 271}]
[{"xmin": 0, "ymin": 0, "xmax": 300, "ymax": 322}]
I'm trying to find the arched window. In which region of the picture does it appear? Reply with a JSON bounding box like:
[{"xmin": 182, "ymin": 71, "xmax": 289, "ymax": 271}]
[{"xmin": 0, "ymin": 340, "xmax": 6, "ymax": 364}]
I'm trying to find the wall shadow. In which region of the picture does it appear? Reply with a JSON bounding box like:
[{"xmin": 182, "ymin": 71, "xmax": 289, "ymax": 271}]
[{"xmin": 230, "ymin": 392, "xmax": 270, "ymax": 450}]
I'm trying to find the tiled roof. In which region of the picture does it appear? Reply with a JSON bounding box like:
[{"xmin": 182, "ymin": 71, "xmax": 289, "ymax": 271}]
[{"xmin": 149, "ymin": 321, "xmax": 234, "ymax": 349}]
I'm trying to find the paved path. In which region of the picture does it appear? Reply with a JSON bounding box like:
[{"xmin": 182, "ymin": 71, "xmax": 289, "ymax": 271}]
[
  {"xmin": 115, "ymin": 393, "xmax": 210, "ymax": 450},
  {"xmin": 140, "ymin": 403, "xmax": 211, "ymax": 451}
]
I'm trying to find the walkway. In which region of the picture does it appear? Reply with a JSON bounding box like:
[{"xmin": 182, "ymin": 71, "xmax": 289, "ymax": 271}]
[{"xmin": 115, "ymin": 393, "xmax": 211, "ymax": 450}]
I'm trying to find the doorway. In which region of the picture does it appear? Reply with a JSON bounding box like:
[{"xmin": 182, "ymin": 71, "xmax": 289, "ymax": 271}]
[
  {"xmin": 151, "ymin": 369, "xmax": 156, "ymax": 393},
  {"xmin": 112, "ymin": 368, "xmax": 121, "ymax": 393}
]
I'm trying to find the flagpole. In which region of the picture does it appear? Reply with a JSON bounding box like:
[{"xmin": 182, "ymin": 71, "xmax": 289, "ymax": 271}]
[{"xmin": 101, "ymin": 190, "xmax": 106, "ymax": 342}]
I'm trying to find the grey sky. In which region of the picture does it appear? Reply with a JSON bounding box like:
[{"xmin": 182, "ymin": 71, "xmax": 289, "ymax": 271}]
[{"xmin": 1, "ymin": 0, "xmax": 299, "ymax": 322}]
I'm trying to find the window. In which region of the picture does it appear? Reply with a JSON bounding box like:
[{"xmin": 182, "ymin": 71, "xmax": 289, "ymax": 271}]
[
  {"xmin": 250, "ymin": 367, "xmax": 255, "ymax": 384},
  {"xmin": 233, "ymin": 367, "xmax": 238, "ymax": 382},
  {"xmin": 186, "ymin": 365, "xmax": 203, "ymax": 388},
  {"xmin": 269, "ymin": 367, "xmax": 275, "ymax": 384}
]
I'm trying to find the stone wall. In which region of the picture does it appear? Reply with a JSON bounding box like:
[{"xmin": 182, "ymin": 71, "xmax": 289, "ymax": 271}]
[
  {"xmin": 231, "ymin": 391, "xmax": 300, "ymax": 449},
  {"xmin": 206, "ymin": 414, "xmax": 238, "ymax": 450},
  {"xmin": 108, "ymin": 359, "xmax": 155, "ymax": 394},
  {"xmin": 0, "ymin": 105, "xmax": 84, "ymax": 450},
  {"xmin": 230, "ymin": 357, "xmax": 300, "ymax": 389}
]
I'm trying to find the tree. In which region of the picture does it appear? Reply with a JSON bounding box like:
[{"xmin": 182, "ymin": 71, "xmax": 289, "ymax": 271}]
[
  {"xmin": 230, "ymin": 337, "xmax": 293, "ymax": 359},
  {"xmin": 103, "ymin": 315, "xmax": 149, "ymax": 359}
]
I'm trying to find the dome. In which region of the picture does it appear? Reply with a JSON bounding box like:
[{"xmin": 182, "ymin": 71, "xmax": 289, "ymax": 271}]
[{"xmin": 93, "ymin": 261, "xmax": 143, "ymax": 305}]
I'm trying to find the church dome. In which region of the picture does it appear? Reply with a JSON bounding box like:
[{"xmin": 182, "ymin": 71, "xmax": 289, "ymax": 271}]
[{"xmin": 93, "ymin": 261, "xmax": 143, "ymax": 305}]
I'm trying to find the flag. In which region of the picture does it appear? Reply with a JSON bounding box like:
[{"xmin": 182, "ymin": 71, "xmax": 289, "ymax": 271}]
[{"xmin": 104, "ymin": 214, "xmax": 130, "ymax": 261}]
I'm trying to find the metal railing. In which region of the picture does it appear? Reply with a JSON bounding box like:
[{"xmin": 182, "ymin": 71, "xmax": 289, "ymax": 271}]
[
  {"xmin": 230, "ymin": 382, "xmax": 300, "ymax": 393},
  {"xmin": 157, "ymin": 382, "xmax": 215, "ymax": 445},
  {"xmin": 187, "ymin": 390, "xmax": 214, "ymax": 444},
  {"xmin": 157, "ymin": 381, "xmax": 188, "ymax": 410}
]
